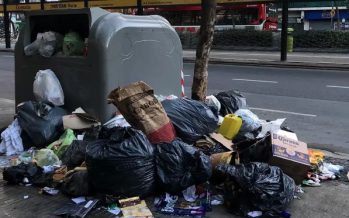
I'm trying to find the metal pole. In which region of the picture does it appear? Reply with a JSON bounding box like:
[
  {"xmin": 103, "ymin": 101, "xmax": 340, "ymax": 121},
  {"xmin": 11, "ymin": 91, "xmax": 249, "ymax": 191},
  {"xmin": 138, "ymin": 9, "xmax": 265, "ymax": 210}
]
[
  {"xmin": 137, "ymin": 0, "xmax": 143, "ymax": 15},
  {"xmin": 3, "ymin": 0, "xmax": 11, "ymax": 49},
  {"xmin": 280, "ymin": 0, "xmax": 288, "ymax": 61},
  {"xmin": 40, "ymin": 0, "xmax": 44, "ymax": 10},
  {"xmin": 336, "ymin": 3, "xmax": 340, "ymax": 31}
]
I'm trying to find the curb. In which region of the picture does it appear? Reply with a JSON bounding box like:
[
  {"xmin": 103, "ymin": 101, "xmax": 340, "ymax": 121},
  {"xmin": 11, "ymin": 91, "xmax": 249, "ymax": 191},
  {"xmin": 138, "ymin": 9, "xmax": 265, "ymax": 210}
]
[
  {"xmin": 183, "ymin": 57, "xmax": 349, "ymax": 71},
  {"xmin": 0, "ymin": 48, "xmax": 14, "ymax": 53}
]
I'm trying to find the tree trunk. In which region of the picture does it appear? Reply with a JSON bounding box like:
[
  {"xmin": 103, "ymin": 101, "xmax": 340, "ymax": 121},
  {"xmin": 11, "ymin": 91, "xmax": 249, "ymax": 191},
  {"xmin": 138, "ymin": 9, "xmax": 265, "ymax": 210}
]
[{"xmin": 191, "ymin": 0, "xmax": 217, "ymax": 101}]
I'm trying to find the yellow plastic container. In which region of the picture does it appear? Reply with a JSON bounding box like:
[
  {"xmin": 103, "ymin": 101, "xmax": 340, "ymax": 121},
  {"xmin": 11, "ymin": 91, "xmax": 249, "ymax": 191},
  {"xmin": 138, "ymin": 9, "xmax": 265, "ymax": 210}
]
[{"xmin": 218, "ymin": 114, "xmax": 242, "ymax": 140}]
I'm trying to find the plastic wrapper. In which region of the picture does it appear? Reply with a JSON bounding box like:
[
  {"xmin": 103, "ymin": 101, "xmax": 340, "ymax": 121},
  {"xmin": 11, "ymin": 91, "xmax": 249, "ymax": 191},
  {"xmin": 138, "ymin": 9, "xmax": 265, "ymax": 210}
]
[
  {"xmin": 234, "ymin": 109, "xmax": 262, "ymax": 142},
  {"xmin": 86, "ymin": 127, "xmax": 155, "ymax": 197},
  {"xmin": 17, "ymin": 101, "xmax": 67, "ymax": 148},
  {"xmin": 162, "ymin": 98, "xmax": 219, "ymax": 143},
  {"xmin": 33, "ymin": 69, "xmax": 65, "ymax": 106},
  {"xmin": 34, "ymin": 149, "xmax": 61, "ymax": 168},
  {"xmin": 215, "ymin": 90, "xmax": 247, "ymax": 116},
  {"xmin": 155, "ymin": 139, "xmax": 212, "ymax": 194},
  {"xmin": 216, "ymin": 162, "xmax": 296, "ymax": 217}
]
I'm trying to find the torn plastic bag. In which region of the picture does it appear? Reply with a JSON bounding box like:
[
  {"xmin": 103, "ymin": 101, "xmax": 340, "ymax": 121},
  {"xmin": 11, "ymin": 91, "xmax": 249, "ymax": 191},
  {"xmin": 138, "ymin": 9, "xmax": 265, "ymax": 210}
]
[
  {"xmin": 33, "ymin": 69, "xmax": 64, "ymax": 106},
  {"xmin": 34, "ymin": 149, "xmax": 61, "ymax": 168},
  {"xmin": 162, "ymin": 98, "xmax": 219, "ymax": 143},
  {"xmin": 235, "ymin": 133, "xmax": 272, "ymax": 164},
  {"xmin": 86, "ymin": 127, "xmax": 155, "ymax": 197},
  {"xmin": 216, "ymin": 162, "xmax": 295, "ymax": 217},
  {"xmin": 257, "ymin": 118, "xmax": 286, "ymax": 139},
  {"xmin": 155, "ymin": 139, "xmax": 212, "ymax": 194},
  {"xmin": 17, "ymin": 101, "xmax": 67, "ymax": 148},
  {"xmin": 215, "ymin": 90, "xmax": 247, "ymax": 116},
  {"xmin": 234, "ymin": 109, "xmax": 262, "ymax": 142},
  {"xmin": 61, "ymin": 140, "xmax": 89, "ymax": 170}
]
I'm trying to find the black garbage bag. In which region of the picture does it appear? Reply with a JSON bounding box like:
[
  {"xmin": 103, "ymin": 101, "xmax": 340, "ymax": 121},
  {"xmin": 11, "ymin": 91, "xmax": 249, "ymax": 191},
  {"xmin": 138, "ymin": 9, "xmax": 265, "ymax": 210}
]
[
  {"xmin": 86, "ymin": 127, "xmax": 155, "ymax": 197},
  {"xmin": 61, "ymin": 140, "xmax": 89, "ymax": 170},
  {"xmin": 216, "ymin": 162, "xmax": 295, "ymax": 217},
  {"xmin": 215, "ymin": 90, "xmax": 247, "ymax": 116},
  {"xmin": 162, "ymin": 98, "xmax": 219, "ymax": 143},
  {"xmin": 155, "ymin": 139, "xmax": 212, "ymax": 194},
  {"xmin": 3, "ymin": 163, "xmax": 42, "ymax": 185},
  {"xmin": 17, "ymin": 101, "xmax": 67, "ymax": 147},
  {"xmin": 236, "ymin": 133, "xmax": 272, "ymax": 164},
  {"xmin": 62, "ymin": 169, "xmax": 90, "ymax": 197}
]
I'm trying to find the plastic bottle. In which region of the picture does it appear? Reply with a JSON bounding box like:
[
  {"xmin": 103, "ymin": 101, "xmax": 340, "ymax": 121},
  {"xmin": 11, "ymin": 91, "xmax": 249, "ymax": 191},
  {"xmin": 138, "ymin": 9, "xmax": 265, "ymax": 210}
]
[{"xmin": 218, "ymin": 114, "xmax": 242, "ymax": 140}]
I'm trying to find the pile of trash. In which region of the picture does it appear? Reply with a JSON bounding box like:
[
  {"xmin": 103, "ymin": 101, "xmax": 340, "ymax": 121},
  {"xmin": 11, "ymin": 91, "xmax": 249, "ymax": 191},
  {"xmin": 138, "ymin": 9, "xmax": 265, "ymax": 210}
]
[
  {"xmin": 24, "ymin": 31, "xmax": 86, "ymax": 57},
  {"xmin": 0, "ymin": 71, "xmax": 345, "ymax": 218}
]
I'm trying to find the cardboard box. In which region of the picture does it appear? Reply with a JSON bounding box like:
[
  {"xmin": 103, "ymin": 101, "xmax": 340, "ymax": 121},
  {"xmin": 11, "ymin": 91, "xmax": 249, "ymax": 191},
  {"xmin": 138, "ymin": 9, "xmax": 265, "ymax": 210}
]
[
  {"xmin": 63, "ymin": 108, "xmax": 100, "ymax": 130},
  {"xmin": 269, "ymin": 133, "xmax": 311, "ymax": 184}
]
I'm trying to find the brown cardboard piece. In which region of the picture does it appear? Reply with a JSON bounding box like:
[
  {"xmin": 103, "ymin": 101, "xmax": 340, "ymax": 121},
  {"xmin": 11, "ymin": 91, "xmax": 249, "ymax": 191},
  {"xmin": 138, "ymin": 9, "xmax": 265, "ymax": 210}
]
[
  {"xmin": 209, "ymin": 133, "xmax": 234, "ymax": 151},
  {"xmin": 63, "ymin": 108, "xmax": 100, "ymax": 130},
  {"xmin": 269, "ymin": 133, "xmax": 311, "ymax": 184}
]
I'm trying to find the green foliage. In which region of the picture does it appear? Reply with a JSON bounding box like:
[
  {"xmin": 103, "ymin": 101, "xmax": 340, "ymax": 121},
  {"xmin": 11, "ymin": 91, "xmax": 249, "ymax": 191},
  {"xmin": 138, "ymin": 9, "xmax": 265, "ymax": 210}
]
[{"xmin": 293, "ymin": 30, "xmax": 349, "ymax": 48}]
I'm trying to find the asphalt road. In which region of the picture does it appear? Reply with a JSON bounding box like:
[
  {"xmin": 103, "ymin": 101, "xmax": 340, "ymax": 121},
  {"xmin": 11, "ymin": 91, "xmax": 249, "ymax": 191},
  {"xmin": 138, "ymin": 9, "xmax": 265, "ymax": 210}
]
[
  {"xmin": 1, "ymin": 51, "xmax": 349, "ymax": 153},
  {"xmin": 183, "ymin": 63, "xmax": 349, "ymax": 154}
]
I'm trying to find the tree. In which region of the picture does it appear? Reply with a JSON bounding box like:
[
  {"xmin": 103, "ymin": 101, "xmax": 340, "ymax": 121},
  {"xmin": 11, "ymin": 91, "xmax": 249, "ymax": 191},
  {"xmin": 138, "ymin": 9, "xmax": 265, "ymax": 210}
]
[{"xmin": 191, "ymin": 0, "xmax": 217, "ymax": 101}]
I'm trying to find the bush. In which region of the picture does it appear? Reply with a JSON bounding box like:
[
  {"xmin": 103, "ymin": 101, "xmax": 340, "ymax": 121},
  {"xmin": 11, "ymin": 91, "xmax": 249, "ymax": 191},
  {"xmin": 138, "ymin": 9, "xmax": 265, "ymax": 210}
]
[
  {"xmin": 293, "ymin": 30, "xmax": 349, "ymax": 48},
  {"xmin": 178, "ymin": 29, "xmax": 273, "ymax": 48}
]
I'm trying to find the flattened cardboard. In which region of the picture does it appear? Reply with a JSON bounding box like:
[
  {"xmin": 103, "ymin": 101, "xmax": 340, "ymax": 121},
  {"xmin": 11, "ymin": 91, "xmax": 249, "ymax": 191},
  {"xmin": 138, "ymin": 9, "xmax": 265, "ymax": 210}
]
[
  {"xmin": 209, "ymin": 133, "xmax": 233, "ymax": 151},
  {"xmin": 63, "ymin": 108, "xmax": 100, "ymax": 130}
]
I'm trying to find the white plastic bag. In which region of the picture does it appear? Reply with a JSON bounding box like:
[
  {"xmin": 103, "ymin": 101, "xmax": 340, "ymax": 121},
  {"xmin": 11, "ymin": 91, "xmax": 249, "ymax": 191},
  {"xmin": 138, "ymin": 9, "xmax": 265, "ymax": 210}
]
[
  {"xmin": 33, "ymin": 69, "xmax": 64, "ymax": 106},
  {"xmin": 24, "ymin": 31, "xmax": 63, "ymax": 57}
]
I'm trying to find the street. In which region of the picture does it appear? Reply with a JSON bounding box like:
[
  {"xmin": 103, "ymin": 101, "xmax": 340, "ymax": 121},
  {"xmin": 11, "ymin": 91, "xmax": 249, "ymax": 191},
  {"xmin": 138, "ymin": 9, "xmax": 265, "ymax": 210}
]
[
  {"xmin": 183, "ymin": 63, "xmax": 349, "ymax": 153},
  {"xmin": 1, "ymin": 52, "xmax": 349, "ymax": 154}
]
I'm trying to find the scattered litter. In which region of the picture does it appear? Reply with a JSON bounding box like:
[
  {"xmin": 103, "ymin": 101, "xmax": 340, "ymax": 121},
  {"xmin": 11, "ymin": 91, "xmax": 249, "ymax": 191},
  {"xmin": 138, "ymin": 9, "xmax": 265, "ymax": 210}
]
[
  {"xmin": 119, "ymin": 197, "xmax": 153, "ymax": 218},
  {"xmin": 72, "ymin": 196, "xmax": 86, "ymax": 204},
  {"xmin": 247, "ymin": 211, "xmax": 263, "ymax": 217},
  {"xmin": 103, "ymin": 114, "xmax": 130, "ymax": 128},
  {"xmin": 302, "ymin": 179, "xmax": 321, "ymax": 187},
  {"xmin": 322, "ymin": 162, "xmax": 344, "ymax": 174},
  {"xmin": 47, "ymin": 129, "xmax": 76, "ymax": 158},
  {"xmin": 41, "ymin": 187, "xmax": 59, "ymax": 195},
  {"xmin": 0, "ymin": 119, "xmax": 24, "ymax": 156},
  {"xmin": 42, "ymin": 165, "xmax": 55, "ymax": 174},
  {"xmin": 23, "ymin": 195, "xmax": 29, "ymax": 199},
  {"xmin": 211, "ymin": 195, "xmax": 224, "ymax": 206},
  {"xmin": 309, "ymin": 149, "xmax": 324, "ymax": 165},
  {"xmin": 107, "ymin": 203, "xmax": 121, "ymax": 215},
  {"xmin": 182, "ymin": 185, "xmax": 198, "ymax": 202}
]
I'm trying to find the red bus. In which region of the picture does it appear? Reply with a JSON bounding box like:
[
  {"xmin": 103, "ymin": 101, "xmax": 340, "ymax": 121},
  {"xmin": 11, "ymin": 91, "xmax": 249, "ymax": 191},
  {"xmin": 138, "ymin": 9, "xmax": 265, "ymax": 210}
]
[{"xmin": 144, "ymin": 3, "xmax": 278, "ymax": 32}]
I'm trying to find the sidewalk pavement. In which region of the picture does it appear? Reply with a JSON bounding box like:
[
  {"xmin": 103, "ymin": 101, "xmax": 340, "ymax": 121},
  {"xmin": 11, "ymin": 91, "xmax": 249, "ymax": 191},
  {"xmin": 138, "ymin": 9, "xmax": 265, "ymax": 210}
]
[{"xmin": 183, "ymin": 50, "xmax": 349, "ymax": 70}]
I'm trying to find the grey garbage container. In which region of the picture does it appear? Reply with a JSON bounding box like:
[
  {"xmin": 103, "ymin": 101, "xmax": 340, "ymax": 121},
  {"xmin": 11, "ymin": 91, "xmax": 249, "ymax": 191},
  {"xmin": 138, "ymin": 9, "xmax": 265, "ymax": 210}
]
[{"xmin": 15, "ymin": 8, "xmax": 183, "ymax": 123}]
